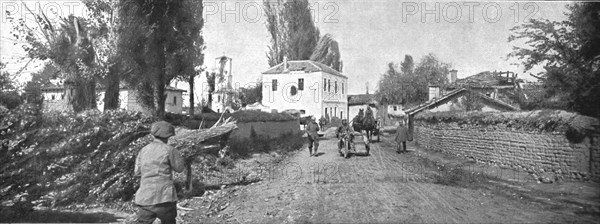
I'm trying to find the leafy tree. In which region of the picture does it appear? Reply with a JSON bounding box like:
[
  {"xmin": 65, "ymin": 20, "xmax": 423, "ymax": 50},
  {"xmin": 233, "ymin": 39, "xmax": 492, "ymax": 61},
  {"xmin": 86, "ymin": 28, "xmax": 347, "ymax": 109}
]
[
  {"xmin": 414, "ymin": 53, "xmax": 451, "ymax": 87},
  {"xmin": 264, "ymin": 0, "xmax": 320, "ymax": 66},
  {"xmin": 400, "ymin": 55, "xmax": 414, "ymax": 74},
  {"xmin": 239, "ymin": 82, "xmax": 263, "ymax": 107},
  {"xmin": 310, "ymin": 33, "xmax": 342, "ymax": 71},
  {"xmin": 376, "ymin": 62, "xmax": 404, "ymax": 105},
  {"xmin": 118, "ymin": 0, "xmax": 203, "ymax": 118},
  {"xmin": 376, "ymin": 54, "xmax": 451, "ymax": 105},
  {"xmin": 508, "ymin": 2, "xmax": 600, "ymax": 118},
  {"xmin": 23, "ymin": 62, "xmax": 60, "ymax": 105},
  {"xmin": 0, "ymin": 61, "xmax": 23, "ymax": 109},
  {"xmin": 170, "ymin": 0, "xmax": 205, "ymax": 115},
  {"xmin": 205, "ymin": 71, "xmax": 216, "ymax": 109},
  {"xmin": 11, "ymin": 6, "xmax": 100, "ymax": 112},
  {"xmin": 81, "ymin": 0, "xmax": 125, "ymax": 110}
]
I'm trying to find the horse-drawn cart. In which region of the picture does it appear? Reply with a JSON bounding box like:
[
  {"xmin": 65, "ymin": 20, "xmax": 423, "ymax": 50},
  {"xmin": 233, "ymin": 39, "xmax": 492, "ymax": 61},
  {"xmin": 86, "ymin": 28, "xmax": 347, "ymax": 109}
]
[{"xmin": 338, "ymin": 131, "xmax": 370, "ymax": 158}]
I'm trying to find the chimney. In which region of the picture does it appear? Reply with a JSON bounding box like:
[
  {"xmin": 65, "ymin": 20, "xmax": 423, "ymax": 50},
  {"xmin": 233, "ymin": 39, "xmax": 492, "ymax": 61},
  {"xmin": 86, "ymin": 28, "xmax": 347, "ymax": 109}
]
[
  {"xmin": 449, "ymin": 69, "xmax": 458, "ymax": 83},
  {"xmin": 428, "ymin": 85, "xmax": 440, "ymax": 101},
  {"xmin": 283, "ymin": 56, "xmax": 288, "ymax": 72}
]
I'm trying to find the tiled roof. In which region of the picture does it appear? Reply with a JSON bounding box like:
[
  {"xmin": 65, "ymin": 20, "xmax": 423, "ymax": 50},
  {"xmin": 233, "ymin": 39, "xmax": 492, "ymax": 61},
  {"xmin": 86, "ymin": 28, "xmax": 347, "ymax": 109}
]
[
  {"xmin": 518, "ymin": 82, "xmax": 545, "ymax": 102},
  {"xmin": 449, "ymin": 71, "xmax": 515, "ymax": 88},
  {"xmin": 405, "ymin": 88, "xmax": 519, "ymax": 115},
  {"xmin": 262, "ymin": 60, "xmax": 345, "ymax": 78},
  {"xmin": 348, "ymin": 94, "xmax": 377, "ymax": 105},
  {"xmin": 41, "ymin": 83, "xmax": 186, "ymax": 92}
]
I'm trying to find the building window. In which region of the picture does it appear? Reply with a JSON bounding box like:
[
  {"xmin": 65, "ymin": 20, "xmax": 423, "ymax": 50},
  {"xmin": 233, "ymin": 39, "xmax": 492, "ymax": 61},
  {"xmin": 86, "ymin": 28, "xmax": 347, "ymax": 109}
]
[
  {"xmin": 173, "ymin": 96, "xmax": 177, "ymax": 105},
  {"xmin": 323, "ymin": 78, "xmax": 327, "ymax": 91},
  {"xmin": 298, "ymin": 78, "xmax": 304, "ymax": 90},
  {"xmin": 335, "ymin": 81, "xmax": 338, "ymax": 93},
  {"xmin": 51, "ymin": 95, "xmax": 55, "ymax": 100},
  {"xmin": 341, "ymin": 111, "xmax": 343, "ymax": 118},
  {"xmin": 342, "ymin": 83, "xmax": 344, "ymax": 94},
  {"xmin": 272, "ymin": 79, "xmax": 278, "ymax": 91},
  {"xmin": 61, "ymin": 94, "xmax": 64, "ymax": 99},
  {"xmin": 325, "ymin": 108, "xmax": 328, "ymax": 116},
  {"xmin": 218, "ymin": 95, "xmax": 221, "ymax": 102},
  {"xmin": 393, "ymin": 106, "xmax": 397, "ymax": 111},
  {"xmin": 290, "ymin": 86, "xmax": 297, "ymax": 96},
  {"xmin": 334, "ymin": 107, "xmax": 337, "ymax": 117},
  {"xmin": 328, "ymin": 79, "xmax": 331, "ymax": 92}
]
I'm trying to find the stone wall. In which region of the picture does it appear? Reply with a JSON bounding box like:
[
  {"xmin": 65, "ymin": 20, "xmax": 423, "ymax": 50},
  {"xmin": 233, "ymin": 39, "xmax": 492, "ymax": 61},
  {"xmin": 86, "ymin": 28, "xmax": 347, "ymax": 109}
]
[
  {"xmin": 591, "ymin": 134, "xmax": 600, "ymax": 181},
  {"xmin": 413, "ymin": 110, "xmax": 599, "ymax": 182}
]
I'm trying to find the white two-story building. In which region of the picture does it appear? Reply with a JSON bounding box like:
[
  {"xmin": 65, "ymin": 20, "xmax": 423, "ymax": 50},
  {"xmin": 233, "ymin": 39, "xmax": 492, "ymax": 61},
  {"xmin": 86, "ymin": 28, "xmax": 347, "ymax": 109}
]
[{"xmin": 261, "ymin": 60, "xmax": 348, "ymax": 120}]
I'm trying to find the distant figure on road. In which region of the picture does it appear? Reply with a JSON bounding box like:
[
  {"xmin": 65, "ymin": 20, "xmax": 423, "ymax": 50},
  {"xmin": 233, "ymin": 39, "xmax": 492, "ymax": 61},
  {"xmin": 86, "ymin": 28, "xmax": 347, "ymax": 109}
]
[
  {"xmin": 395, "ymin": 119, "xmax": 410, "ymax": 153},
  {"xmin": 134, "ymin": 121, "xmax": 185, "ymax": 224},
  {"xmin": 306, "ymin": 116, "xmax": 320, "ymax": 157}
]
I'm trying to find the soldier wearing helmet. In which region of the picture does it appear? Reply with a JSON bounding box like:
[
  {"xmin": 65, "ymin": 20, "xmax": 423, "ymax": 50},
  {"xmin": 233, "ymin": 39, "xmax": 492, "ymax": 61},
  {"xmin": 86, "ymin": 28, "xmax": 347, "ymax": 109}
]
[
  {"xmin": 134, "ymin": 121, "xmax": 185, "ymax": 224},
  {"xmin": 336, "ymin": 119, "xmax": 354, "ymax": 150},
  {"xmin": 305, "ymin": 116, "xmax": 320, "ymax": 157}
]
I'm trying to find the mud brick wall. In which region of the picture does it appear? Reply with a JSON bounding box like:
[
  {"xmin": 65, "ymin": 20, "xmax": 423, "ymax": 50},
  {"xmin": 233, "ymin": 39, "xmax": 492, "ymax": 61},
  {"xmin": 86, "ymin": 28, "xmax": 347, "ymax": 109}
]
[{"xmin": 412, "ymin": 110, "xmax": 600, "ymax": 182}]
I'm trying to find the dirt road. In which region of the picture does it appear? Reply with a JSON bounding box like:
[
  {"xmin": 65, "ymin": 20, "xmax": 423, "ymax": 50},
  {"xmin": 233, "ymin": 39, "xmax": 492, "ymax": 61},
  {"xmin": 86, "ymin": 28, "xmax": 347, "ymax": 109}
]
[{"xmin": 185, "ymin": 128, "xmax": 599, "ymax": 223}]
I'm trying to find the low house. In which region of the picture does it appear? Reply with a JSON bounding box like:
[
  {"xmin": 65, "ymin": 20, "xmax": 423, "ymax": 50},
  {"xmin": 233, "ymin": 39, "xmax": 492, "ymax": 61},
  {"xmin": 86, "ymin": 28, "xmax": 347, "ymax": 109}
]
[
  {"xmin": 405, "ymin": 88, "xmax": 520, "ymax": 115},
  {"xmin": 444, "ymin": 70, "xmax": 521, "ymax": 107},
  {"xmin": 347, "ymin": 94, "xmax": 377, "ymax": 120},
  {"xmin": 41, "ymin": 84, "xmax": 185, "ymax": 114},
  {"xmin": 261, "ymin": 59, "xmax": 348, "ymax": 120},
  {"xmin": 404, "ymin": 87, "xmax": 520, "ymax": 134}
]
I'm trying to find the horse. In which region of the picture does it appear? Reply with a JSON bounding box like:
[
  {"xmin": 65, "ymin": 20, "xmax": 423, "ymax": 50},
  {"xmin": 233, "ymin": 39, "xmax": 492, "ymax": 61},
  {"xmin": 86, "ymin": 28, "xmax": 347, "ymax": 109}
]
[
  {"xmin": 352, "ymin": 107, "xmax": 378, "ymax": 143},
  {"xmin": 352, "ymin": 109, "xmax": 364, "ymax": 132},
  {"xmin": 362, "ymin": 107, "xmax": 377, "ymax": 142}
]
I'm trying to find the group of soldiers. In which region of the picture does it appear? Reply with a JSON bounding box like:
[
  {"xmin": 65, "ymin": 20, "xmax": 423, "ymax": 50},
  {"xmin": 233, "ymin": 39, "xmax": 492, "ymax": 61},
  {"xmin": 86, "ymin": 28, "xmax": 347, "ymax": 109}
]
[
  {"xmin": 305, "ymin": 116, "xmax": 355, "ymax": 157},
  {"xmin": 305, "ymin": 114, "xmax": 411, "ymax": 156}
]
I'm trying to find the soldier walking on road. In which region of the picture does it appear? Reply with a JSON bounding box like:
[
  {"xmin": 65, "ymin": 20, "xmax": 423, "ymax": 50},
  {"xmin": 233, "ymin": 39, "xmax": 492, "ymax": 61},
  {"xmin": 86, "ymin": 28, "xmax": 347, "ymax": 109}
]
[
  {"xmin": 306, "ymin": 116, "xmax": 320, "ymax": 157},
  {"xmin": 395, "ymin": 119, "xmax": 410, "ymax": 153}
]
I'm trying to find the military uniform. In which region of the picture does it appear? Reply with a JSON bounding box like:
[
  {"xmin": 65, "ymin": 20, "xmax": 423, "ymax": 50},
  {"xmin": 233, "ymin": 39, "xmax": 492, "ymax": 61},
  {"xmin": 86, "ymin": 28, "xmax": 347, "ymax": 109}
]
[
  {"xmin": 336, "ymin": 123, "xmax": 354, "ymax": 150},
  {"xmin": 306, "ymin": 119, "xmax": 320, "ymax": 156},
  {"xmin": 395, "ymin": 122, "xmax": 410, "ymax": 153},
  {"xmin": 134, "ymin": 121, "xmax": 185, "ymax": 224}
]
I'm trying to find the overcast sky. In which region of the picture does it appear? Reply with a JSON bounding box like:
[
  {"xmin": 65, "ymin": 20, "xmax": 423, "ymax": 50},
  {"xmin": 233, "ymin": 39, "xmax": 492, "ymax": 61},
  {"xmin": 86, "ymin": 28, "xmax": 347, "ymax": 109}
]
[{"xmin": 1, "ymin": 0, "xmax": 570, "ymax": 94}]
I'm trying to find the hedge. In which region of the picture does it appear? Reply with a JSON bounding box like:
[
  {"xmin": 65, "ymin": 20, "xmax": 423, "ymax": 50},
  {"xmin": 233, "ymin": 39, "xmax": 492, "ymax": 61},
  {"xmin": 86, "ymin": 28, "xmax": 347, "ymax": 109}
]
[{"xmin": 414, "ymin": 109, "xmax": 599, "ymax": 134}]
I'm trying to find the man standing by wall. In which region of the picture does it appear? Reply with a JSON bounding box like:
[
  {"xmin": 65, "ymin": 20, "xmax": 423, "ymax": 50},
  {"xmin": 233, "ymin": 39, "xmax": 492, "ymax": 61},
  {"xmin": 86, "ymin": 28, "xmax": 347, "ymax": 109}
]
[{"xmin": 306, "ymin": 116, "xmax": 320, "ymax": 157}]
